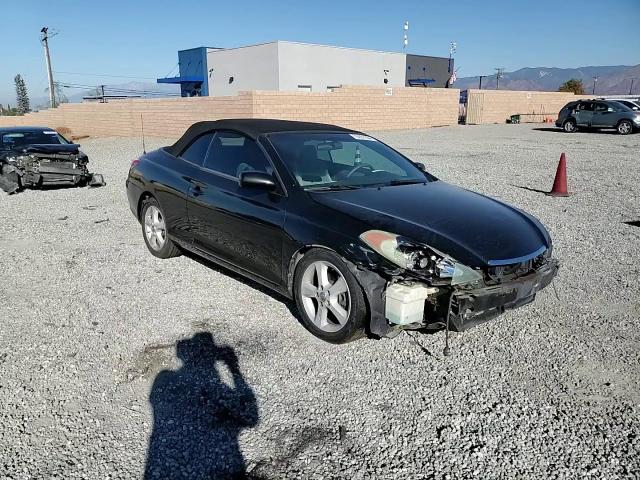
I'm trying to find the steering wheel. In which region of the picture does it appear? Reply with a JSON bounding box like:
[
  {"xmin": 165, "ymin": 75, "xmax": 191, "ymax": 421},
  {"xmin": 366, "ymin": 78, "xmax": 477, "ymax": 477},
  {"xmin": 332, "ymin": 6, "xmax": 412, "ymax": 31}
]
[{"xmin": 345, "ymin": 164, "xmax": 373, "ymax": 178}]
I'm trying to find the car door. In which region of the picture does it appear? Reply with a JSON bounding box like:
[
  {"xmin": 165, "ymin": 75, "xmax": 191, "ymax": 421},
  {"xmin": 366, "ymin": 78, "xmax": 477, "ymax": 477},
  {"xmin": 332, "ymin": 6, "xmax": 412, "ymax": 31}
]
[
  {"xmin": 156, "ymin": 132, "xmax": 215, "ymax": 245},
  {"xmin": 574, "ymin": 101, "xmax": 594, "ymax": 126},
  {"xmin": 592, "ymin": 102, "xmax": 616, "ymax": 127},
  {"xmin": 187, "ymin": 131, "xmax": 287, "ymax": 285}
]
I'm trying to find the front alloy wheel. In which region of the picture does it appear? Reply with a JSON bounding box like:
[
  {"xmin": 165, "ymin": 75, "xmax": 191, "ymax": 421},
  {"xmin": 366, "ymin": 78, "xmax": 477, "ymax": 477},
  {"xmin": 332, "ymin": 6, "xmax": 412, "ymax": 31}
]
[
  {"xmin": 617, "ymin": 120, "xmax": 633, "ymax": 135},
  {"xmin": 300, "ymin": 260, "xmax": 351, "ymax": 333},
  {"xmin": 293, "ymin": 249, "xmax": 368, "ymax": 343}
]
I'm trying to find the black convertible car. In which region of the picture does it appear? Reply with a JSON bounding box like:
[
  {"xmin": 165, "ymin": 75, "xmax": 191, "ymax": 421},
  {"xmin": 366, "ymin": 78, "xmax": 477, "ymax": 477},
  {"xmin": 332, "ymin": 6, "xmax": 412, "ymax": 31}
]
[{"xmin": 126, "ymin": 119, "xmax": 558, "ymax": 346}]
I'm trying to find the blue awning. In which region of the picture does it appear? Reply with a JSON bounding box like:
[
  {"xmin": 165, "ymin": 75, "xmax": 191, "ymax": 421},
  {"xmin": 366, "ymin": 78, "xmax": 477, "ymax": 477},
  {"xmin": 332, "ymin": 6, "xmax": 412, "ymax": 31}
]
[{"xmin": 157, "ymin": 76, "xmax": 204, "ymax": 84}]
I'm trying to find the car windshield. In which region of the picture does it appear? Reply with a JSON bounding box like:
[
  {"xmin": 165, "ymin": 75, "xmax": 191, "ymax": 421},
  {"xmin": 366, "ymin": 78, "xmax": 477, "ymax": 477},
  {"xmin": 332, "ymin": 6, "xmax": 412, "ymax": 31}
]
[
  {"xmin": 0, "ymin": 130, "xmax": 69, "ymax": 151},
  {"xmin": 268, "ymin": 132, "xmax": 431, "ymax": 190}
]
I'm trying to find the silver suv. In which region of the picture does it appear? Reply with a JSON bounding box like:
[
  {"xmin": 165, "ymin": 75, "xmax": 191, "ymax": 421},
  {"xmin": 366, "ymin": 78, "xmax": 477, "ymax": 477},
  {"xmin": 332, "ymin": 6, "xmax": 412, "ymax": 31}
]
[{"xmin": 556, "ymin": 100, "xmax": 640, "ymax": 135}]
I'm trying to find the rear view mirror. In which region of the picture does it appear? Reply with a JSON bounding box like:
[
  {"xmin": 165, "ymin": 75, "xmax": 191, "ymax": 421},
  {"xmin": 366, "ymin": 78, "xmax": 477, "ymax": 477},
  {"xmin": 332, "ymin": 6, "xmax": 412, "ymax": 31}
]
[{"xmin": 239, "ymin": 171, "xmax": 277, "ymax": 190}]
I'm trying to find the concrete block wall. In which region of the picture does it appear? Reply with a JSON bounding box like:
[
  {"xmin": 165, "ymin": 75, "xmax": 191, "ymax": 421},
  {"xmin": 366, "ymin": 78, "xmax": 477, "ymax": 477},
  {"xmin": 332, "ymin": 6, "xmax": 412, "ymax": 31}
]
[
  {"xmin": 251, "ymin": 86, "xmax": 459, "ymax": 131},
  {"xmin": 0, "ymin": 86, "xmax": 459, "ymax": 138},
  {"xmin": 465, "ymin": 89, "xmax": 591, "ymax": 125}
]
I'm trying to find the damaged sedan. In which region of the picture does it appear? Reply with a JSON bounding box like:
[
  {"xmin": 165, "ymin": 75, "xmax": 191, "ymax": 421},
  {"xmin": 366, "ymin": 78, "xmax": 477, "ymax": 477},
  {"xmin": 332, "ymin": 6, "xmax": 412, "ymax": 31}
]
[
  {"xmin": 0, "ymin": 126, "xmax": 104, "ymax": 194},
  {"xmin": 126, "ymin": 119, "xmax": 558, "ymax": 347}
]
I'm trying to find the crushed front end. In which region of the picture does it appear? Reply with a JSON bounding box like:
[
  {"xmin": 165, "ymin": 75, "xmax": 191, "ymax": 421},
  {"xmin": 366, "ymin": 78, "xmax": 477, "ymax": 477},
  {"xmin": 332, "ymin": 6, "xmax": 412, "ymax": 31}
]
[
  {"xmin": 0, "ymin": 144, "xmax": 105, "ymax": 194},
  {"xmin": 356, "ymin": 230, "xmax": 559, "ymax": 338}
]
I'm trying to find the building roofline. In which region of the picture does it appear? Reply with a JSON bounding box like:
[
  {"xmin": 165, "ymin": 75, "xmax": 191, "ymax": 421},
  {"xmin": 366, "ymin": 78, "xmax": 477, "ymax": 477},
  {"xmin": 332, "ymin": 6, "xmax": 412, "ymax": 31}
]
[{"xmin": 204, "ymin": 40, "xmax": 447, "ymax": 59}]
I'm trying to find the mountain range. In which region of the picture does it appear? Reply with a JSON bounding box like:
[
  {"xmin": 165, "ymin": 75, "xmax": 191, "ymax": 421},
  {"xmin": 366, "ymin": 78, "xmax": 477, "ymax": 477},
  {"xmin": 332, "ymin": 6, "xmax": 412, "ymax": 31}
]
[
  {"xmin": 22, "ymin": 64, "xmax": 640, "ymax": 109},
  {"xmin": 453, "ymin": 64, "xmax": 640, "ymax": 95}
]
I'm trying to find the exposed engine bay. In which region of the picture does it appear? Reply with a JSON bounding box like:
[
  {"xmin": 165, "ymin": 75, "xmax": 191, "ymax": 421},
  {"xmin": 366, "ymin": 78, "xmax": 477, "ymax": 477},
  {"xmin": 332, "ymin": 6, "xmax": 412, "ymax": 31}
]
[{"xmin": 0, "ymin": 143, "xmax": 105, "ymax": 194}]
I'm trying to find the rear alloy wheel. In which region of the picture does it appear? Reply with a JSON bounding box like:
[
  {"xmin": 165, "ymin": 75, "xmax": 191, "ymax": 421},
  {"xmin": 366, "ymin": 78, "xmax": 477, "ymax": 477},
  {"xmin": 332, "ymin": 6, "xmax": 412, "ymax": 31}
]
[
  {"xmin": 140, "ymin": 197, "xmax": 181, "ymax": 259},
  {"xmin": 617, "ymin": 120, "xmax": 633, "ymax": 135},
  {"xmin": 294, "ymin": 249, "xmax": 367, "ymax": 343},
  {"xmin": 563, "ymin": 118, "xmax": 577, "ymax": 133}
]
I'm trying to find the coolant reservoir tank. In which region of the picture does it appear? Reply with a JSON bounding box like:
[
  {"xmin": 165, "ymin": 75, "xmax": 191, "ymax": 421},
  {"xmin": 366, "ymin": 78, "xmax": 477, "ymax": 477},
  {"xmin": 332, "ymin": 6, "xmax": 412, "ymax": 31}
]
[{"xmin": 385, "ymin": 283, "xmax": 438, "ymax": 326}]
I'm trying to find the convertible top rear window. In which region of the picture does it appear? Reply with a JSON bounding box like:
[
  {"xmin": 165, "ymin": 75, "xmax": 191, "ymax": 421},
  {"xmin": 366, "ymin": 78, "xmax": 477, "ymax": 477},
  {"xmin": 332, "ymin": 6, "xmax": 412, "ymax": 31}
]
[{"xmin": 269, "ymin": 132, "xmax": 431, "ymax": 189}]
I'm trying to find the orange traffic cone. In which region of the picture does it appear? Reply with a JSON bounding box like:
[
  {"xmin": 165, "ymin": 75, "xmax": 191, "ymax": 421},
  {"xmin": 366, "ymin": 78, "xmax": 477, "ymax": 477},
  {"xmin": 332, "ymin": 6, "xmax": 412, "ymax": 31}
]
[{"xmin": 547, "ymin": 153, "xmax": 571, "ymax": 197}]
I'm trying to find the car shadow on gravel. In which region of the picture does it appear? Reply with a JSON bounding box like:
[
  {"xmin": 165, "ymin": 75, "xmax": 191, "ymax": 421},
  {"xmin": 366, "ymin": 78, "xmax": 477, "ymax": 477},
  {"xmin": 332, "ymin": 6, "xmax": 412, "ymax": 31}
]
[
  {"xmin": 182, "ymin": 249, "xmax": 304, "ymax": 326},
  {"xmin": 144, "ymin": 332, "xmax": 260, "ymax": 480}
]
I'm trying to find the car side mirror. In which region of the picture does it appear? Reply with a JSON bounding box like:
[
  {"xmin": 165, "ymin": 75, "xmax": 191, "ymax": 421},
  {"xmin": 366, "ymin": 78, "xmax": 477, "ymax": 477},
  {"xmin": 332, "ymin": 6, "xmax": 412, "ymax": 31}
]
[
  {"xmin": 239, "ymin": 171, "xmax": 277, "ymax": 190},
  {"xmin": 414, "ymin": 162, "xmax": 426, "ymax": 172}
]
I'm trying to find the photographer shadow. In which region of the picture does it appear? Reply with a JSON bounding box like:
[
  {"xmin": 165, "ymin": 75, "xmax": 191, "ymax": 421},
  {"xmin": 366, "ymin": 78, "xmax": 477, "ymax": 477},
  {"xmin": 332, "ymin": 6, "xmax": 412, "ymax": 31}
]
[{"xmin": 144, "ymin": 332, "xmax": 258, "ymax": 480}]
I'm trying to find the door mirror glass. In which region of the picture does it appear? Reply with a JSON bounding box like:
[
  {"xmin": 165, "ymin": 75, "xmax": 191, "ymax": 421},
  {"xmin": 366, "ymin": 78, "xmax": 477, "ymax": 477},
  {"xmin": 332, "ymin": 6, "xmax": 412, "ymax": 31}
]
[
  {"xmin": 413, "ymin": 162, "xmax": 426, "ymax": 171},
  {"xmin": 239, "ymin": 171, "xmax": 277, "ymax": 190}
]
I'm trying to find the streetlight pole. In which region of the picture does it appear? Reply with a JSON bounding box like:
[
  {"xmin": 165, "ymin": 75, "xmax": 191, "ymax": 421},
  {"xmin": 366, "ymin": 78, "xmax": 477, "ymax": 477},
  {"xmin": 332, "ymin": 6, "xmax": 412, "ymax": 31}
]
[
  {"xmin": 592, "ymin": 76, "xmax": 598, "ymax": 95},
  {"xmin": 630, "ymin": 78, "xmax": 635, "ymax": 95},
  {"xmin": 495, "ymin": 68, "xmax": 504, "ymax": 90},
  {"xmin": 448, "ymin": 41, "xmax": 457, "ymax": 73}
]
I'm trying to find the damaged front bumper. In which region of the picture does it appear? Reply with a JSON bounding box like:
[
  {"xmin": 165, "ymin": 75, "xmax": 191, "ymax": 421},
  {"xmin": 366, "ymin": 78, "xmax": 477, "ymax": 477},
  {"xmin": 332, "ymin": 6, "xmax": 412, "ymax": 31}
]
[
  {"xmin": 0, "ymin": 145, "xmax": 105, "ymax": 194},
  {"xmin": 448, "ymin": 258, "xmax": 559, "ymax": 331},
  {"xmin": 363, "ymin": 257, "xmax": 559, "ymax": 338}
]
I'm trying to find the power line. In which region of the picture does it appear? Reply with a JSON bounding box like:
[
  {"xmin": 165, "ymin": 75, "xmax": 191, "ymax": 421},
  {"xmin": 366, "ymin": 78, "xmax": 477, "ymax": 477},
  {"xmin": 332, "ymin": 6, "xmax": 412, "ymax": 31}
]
[{"xmin": 54, "ymin": 71, "xmax": 158, "ymax": 80}]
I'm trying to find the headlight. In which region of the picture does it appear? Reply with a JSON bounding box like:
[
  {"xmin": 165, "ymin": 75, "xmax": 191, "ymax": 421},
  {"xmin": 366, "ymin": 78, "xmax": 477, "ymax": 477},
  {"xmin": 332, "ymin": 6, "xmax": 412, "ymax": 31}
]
[
  {"xmin": 633, "ymin": 114, "xmax": 640, "ymax": 124},
  {"xmin": 359, "ymin": 230, "xmax": 482, "ymax": 285}
]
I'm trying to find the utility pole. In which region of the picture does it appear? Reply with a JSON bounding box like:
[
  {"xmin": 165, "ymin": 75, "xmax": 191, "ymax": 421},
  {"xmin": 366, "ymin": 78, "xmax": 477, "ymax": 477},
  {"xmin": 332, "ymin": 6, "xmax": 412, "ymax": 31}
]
[
  {"xmin": 495, "ymin": 68, "xmax": 504, "ymax": 90},
  {"xmin": 592, "ymin": 76, "xmax": 598, "ymax": 95},
  {"xmin": 40, "ymin": 27, "xmax": 56, "ymax": 108},
  {"xmin": 479, "ymin": 75, "xmax": 485, "ymax": 90},
  {"xmin": 630, "ymin": 78, "xmax": 636, "ymax": 95}
]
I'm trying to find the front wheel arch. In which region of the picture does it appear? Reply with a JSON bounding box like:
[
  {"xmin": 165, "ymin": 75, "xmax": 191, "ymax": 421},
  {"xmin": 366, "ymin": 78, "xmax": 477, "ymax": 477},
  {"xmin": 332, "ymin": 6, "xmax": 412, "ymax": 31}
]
[{"xmin": 137, "ymin": 192, "xmax": 155, "ymax": 221}]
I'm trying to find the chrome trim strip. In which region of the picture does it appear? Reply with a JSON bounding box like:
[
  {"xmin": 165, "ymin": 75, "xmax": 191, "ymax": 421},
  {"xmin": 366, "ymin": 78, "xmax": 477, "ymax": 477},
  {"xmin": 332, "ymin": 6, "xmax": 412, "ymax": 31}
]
[{"xmin": 487, "ymin": 245, "xmax": 547, "ymax": 266}]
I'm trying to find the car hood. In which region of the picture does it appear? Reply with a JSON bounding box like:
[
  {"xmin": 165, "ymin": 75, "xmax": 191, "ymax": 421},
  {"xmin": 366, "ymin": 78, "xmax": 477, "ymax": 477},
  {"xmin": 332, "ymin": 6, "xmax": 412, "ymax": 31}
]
[
  {"xmin": 309, "ymin": 181, "xmax": 551, "ymax": 267},
  {"xmin": 23, "ymin": 144, "xmax": 80, "ymax": 155}
]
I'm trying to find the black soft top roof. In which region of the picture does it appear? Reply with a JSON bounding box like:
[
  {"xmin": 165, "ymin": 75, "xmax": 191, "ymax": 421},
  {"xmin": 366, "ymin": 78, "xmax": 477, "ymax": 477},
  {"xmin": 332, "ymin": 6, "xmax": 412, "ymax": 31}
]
[{"xmin": 167, "ymin": 119, "xmax": 356, "ymax": 156}]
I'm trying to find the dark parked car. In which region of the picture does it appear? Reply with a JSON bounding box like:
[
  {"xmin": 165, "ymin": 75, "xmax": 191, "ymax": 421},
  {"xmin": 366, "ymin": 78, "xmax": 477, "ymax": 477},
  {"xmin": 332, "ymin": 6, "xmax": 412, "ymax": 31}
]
[
  {"xmin": 0, "ymin": 126, "xmax": 104, "ymax": 194},
  {"xmin": 126, "ymin": 119, "xmax": 558, "ymax": 344},
  {"xmin": 556, "ymin": 100, "xmax": 640, "ymax": 134}
]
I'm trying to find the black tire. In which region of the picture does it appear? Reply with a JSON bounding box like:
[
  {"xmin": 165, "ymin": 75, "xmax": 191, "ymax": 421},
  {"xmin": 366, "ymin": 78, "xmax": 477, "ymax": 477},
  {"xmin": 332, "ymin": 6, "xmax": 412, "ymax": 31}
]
[
  {"xmin": 617, "ymin": 119, "xmax": 633, "ymax": 135},
  {"xmin": 140, "ymin": 196, "xmax": 181, "ymax": 259},
  {"xmin": 293, "ymin": 249, "xmax": 368, "ymax": 344},
  {"xmin": 563, "ymin": 118, "xmax": 577, "ymax": 133}
]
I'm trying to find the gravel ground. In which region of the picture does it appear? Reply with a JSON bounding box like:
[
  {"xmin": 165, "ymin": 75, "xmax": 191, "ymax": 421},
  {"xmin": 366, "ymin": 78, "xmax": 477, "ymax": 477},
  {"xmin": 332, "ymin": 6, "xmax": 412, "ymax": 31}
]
[{"xmin": 0, "ymin": 124, "xmax": 638, "ymax": 479}]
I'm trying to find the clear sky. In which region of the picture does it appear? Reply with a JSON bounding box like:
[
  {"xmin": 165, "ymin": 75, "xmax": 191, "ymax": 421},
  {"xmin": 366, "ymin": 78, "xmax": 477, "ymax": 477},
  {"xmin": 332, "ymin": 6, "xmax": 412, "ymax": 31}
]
[{"xmin": 2, "ymin": 0, "xmax": 639, "ymax": 106}]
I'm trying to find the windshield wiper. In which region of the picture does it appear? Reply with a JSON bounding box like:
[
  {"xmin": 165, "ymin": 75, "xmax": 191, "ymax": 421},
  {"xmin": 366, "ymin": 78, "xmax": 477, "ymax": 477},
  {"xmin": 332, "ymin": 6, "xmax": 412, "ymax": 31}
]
[
  {"xmin": 306, "ymin": 184, "xmax": 361, "ymax": 191},
  {"xmin": 384, "ymin": 179, "xmax": 426, "ymax": 186}
]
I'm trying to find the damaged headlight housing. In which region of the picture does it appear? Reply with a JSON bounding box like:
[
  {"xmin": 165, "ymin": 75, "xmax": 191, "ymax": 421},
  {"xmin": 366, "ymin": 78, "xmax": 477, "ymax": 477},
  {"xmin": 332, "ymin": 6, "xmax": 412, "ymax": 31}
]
[{"xmin": 359, "ymin": 230, "xmax": 482, "ymax": 285}]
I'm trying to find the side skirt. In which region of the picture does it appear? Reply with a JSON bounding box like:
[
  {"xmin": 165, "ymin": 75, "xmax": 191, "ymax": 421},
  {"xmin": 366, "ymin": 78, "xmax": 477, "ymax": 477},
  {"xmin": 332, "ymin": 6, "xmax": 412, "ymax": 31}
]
[{"xmin": 172, "ymin": 237, "xmax": 292, "ymax": 300}]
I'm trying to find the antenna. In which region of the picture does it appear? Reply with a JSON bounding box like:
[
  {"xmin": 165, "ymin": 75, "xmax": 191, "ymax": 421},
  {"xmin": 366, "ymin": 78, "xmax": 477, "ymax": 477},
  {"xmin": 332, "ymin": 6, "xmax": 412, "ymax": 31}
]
[{"xmin": 141, "ymin": 114, "xmax": 146, "ymax": 154}]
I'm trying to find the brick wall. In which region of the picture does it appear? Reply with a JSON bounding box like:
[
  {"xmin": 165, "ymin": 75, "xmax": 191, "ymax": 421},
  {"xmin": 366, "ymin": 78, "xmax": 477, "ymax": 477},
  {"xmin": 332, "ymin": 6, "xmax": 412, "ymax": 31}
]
[
  {"xmin": 465, "ymin": 89, "xmax": 591, "ymax": 125},
  {"xmin": 0, "ymin": 86, "xmax": 459, "ymax": 138}
]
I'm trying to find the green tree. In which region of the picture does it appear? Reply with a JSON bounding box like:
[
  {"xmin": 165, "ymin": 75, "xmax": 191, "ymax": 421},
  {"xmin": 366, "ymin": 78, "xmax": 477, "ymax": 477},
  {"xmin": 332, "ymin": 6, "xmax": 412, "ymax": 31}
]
[
  {"xmin": 14, "ymin": 74, "xmax": 31, "ymax": 114},
  {"xmin": 558, "ymin": 79, "xmax": 585, "ymax": 95}
]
